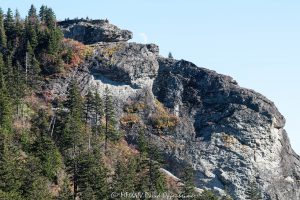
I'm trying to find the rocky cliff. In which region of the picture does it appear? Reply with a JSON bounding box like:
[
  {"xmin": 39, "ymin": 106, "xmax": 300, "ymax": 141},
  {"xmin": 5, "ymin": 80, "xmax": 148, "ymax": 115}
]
[{"xmin": 53, "ymin": 19, "xmax": 300, "ymax": 199}]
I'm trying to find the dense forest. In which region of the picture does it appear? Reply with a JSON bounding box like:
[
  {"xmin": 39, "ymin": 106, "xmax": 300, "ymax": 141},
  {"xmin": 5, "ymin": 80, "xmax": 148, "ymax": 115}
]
[{"xmin": 0, "ymin": 5, "xmax": 245, "ymax": 200}]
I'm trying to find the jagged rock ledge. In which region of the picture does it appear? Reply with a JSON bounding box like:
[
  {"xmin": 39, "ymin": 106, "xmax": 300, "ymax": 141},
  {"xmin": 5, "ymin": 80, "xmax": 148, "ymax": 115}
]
[{"xmin": 58, "ymin": 19, "xmax": 133, "ymax": 44}]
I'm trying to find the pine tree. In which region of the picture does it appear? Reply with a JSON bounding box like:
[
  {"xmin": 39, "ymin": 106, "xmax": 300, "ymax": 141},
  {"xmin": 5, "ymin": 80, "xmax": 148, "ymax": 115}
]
[
  {"xmin": 77, "ymin": 150, "xmax": 109, "ymax": 200},
  {"xmin": 0, "ymin": 54, "xmax": 12, "ymax": 135},
  {"xmin": 26, "ymin": 41, "xmax": 41, "ymax": 88},
  {"xmin": 93, "ymin": 91, "xmax": 103, "ymax": 135},
  {"xmin": 63, "ymin": 81, "xmax": 86, "ymax": 200},
  {"xmin": 28, "ymin": 4, "xmax": 38, "ymax": 24},
  {"xmin": 25, "ymin": 18, "xmax": 38, "ymax": 50},
  {"xmin": 137, "ymin": 140, "xmax": 167, "ymax": 196},
  {"xmin": 4, "ymin": 8, "xmax": 15, "ymax": 49},
  {"xmin": 27, "ymin": 177, "xmax": 52, "ymax": 200},
  {"xmin": 199, "ymin": 190, "xmax": 218, "ymax": 200},
  {"xmin": 112, "ymin": 159, "xmax": 136, "ymax": 196},
  {"xmin": 0, "ymin": 190, "xmax": 22, "ymax": 200},
  {"xmin": 81, "ymin": 184, "xmax": 96, "ymax": 200},
  {"xmin": 179, "ymin": 165, "xmax": 196, "ymax": 199},
  {"xmin": 84, "ymin": 90, "xmax": 94, "ymax": 150},
  {"xmin": 0, "ymin": 134, "xmax": 22, "ymax": 193},
  {"xmin": 137, "ymin": 128, "xmax": 148, "ymax": 158},
  {"xmin": 58, "ymin": 178, "xmax": 73, "ymax": 200},
  {"xmin": 148, "ymin": 146, "xmax": 166, "ymax": 194},
  {"xmin": 39, "ymin": 5, "xmax": 47, "ymax": 22},
  {"xmin": 44, "ymin": 7, "xmax": 56, "ymax": 29},
  {"xmin": 3, "ymin": 55, "xmax": 14, "ymax": 95},
  {"xmin": 14, "ymin": 9, "xmax": 23, "ymax": 48},
  {"xmin": 0, "ymin": 9, "xmax": 7, "ymax": 48},
  {"xmin": 0, "ymin": 53, "xmax": 5, "ymax": 89},
  {"xmin": 245, "ymin": 181, "xmax": 263, "ymax": 200},
  {"xmin": 104, "ymin": 87, "xmax": 120, "ymax": 152}
]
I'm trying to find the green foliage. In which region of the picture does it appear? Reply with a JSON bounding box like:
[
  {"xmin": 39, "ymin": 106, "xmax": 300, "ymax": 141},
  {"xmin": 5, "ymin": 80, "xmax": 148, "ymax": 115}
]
[
  {"xmin": 0, "ymin": 9, "xmax": 7, "ymax": 48},
  {"xmin": 112, "ymin": 159, "xmax": 136, "ymax": 196},
  {"xmin": 58, "ymin": 178, "xmax": 73, "ymax": 200},
  {"xmin": 32, "ymin": 135, "xmax": 62, "ymax": 180},
  {"xmin": 245, "ymin": 181, "xmax": 263, "ymax": 200},
  {"xmin": 137, "ymin": 139, "xmax": 167, "ymax": 195},
  {"xmin": 104, "ymin": 87, "xmax": 121, "ymax": 150},
  {"xmin": 0, "ymin": 190, "xmax": 22, "ymax": 200},
  {"xmin": 27, "ymin": 177, "xmax": 53, "ymax": 200},
  {"xmin": 198, "ymin": 190, "xmax": 218, "ymax": 200},
  {"xmin": 179, "ymin": 165, "xmax": 197, "ymax": 199}
]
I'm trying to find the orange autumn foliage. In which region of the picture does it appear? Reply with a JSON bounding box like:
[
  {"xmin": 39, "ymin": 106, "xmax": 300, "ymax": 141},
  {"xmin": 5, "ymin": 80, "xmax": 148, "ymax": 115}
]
[{"xmin": 62, "ymin": 38, "xmax": 93, "ymax": 67}]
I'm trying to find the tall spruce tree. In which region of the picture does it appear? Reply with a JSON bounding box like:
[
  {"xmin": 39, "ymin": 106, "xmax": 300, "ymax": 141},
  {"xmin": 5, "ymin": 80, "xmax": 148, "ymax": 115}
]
[
  {"xmin": 179, "ymin": 165, "xmax": 197, "ymax": 199},
  {"xmin": 63, "ymin": 80, "xmax": 86, "ymax": 200},
  {"xmin": 0, "ymin": 9, "xmax": 7, "ymax": 48},
  {"xmin": 84, "ymin": 90, "xmax": 94, "ymax": 150},
  {"xmin": 0, "ymin": 55, "xmax": 12, "ymax": 134},
  {"xmin": 104, "ymin": 87, "xmax": 119, "ymax": 152},
  {"xmin": 4, "ymin": 8, "xmax": 15, "ymax": 49},
  {"xmin": 112, "ymin": 159, "xmax": 136, "ymax": 197},
  {"xmin": 93, "ymin": 91, "xmax": 103, "ymax": 135}
]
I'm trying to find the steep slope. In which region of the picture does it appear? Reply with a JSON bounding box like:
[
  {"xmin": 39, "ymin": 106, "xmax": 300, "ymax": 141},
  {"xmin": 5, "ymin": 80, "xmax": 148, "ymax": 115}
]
[{"xmin": 51, "ymin": 19, "xmax": 300, "ymax": 199}]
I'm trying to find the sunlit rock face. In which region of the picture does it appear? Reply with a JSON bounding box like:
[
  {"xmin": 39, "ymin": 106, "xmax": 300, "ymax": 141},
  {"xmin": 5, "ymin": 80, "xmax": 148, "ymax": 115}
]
[
  {"xmin": 46, "ymin": 19, "xmax": 300, "ymax": 199},
  {"xmin": 58, "ymin": 19, "xmax": 133, "ymax": 44}
]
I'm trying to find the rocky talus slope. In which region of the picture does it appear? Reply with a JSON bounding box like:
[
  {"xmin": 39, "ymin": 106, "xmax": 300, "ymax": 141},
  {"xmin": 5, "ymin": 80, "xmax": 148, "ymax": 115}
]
[{"xmin": 52, "ymin": 20, "xmax": 300, "ymax": 199}]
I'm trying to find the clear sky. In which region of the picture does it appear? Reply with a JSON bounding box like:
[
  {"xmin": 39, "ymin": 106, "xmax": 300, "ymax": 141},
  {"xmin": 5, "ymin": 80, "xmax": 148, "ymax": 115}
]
[{"xmin": 1, "ymin": 0, "xmax": 299, "ymax": 154}]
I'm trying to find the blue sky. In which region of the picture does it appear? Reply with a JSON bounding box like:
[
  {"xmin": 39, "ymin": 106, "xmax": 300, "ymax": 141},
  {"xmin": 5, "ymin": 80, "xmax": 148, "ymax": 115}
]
[{"xmin": 1, "ymin": 0, "xmax": 300, "ymax": 154}]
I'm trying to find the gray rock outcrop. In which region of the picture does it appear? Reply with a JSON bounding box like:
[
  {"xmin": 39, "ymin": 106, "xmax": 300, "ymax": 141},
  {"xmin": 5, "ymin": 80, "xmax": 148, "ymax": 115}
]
[
  {"xmin": 46, "ymin": 19, "xmax": 300, "ymax": 199},
  {"xmin": 58, "ymin": 19, "xmax": 133, "ymax": 44}
]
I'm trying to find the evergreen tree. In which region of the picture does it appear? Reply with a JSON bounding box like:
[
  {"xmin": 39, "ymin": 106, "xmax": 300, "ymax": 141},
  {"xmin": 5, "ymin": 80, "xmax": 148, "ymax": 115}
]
[
  {"xmin": 93, "ymin": 91, "xmax": 103, "ymax": 135},
  {"xmin": 179, "ymin": 165, "xmax": 196, "ymax": 199},
  {"xmin": 27, "ymin": 177, "xmax": 53, "ymax": 200},
  {"xmin": 4, "ymin": 8, "xmax": 15, "ymax": 49},
  {"xmin": 3, "ymin": 55, "xmax": 14, "ymax": 95},
  {"xmin": 0, "ymin": 134, "xmax": 22, "ymax": 193},
  {"xmin": 28, "ymin": 4, "xmax": 38, "ymax": 24},
  {"xmin": 104, "ymin": 87, "xmax": 120, "ymax": 152},
  {"xmin": 0, "ymin": 53, "xmax": 5, "ymax": 89},
  {"xmin": 63, "ymin": 81, "xmax": 86, "ymax": 200},
  {"xmin": 137, "ymin": 140, "xmax": 167, "ymax": 196},
  {"xmin": 0, "ymin": 85, "xmax": 12, "ymax": 134},
  {"xmin": 14, "ymin": 9, "xmax": 23, "ymax": 48},
  {"xmin": 39, "ymin": 5, "xmax": 47, "ymax": 22},
  {"xmin": 147, "ymin": 147, "xmax": 166, "ymax": 194},
  {"xmin": 44, "ymin": 7, "xmax": 56, "ymax": 29},
  {"xmin": 77, "ymin": 150, "xmax": 109, "ymax": 200},
  {"xmin": 199, "ymin": 190, "xmax": 218, "ymax": 200},
  {"xmin": 26, "ymin": 41, "xmax": 41, "ymax": 88},
  {"xmin": 84, "ymin": 90, "xmax": 94, "ymax": 150},
  {"xmin": 0, "ymin": 9, "xmax": 7, "ymax": 48},
  {"xmin": 58, "ymin": 178, "xmax": 73, "ymax": 200},
  {"xmin": 112, "ymin": 159, "xmax": 136, "ymax": 196},
  {"xmin": 245, "ymin": 181, "xmax": 263, "ymax": 200},
  {"xmin": 137, "ymin": 128, "xmax": 148, "ymax": 158},
  {"xmin": 25, "ymin": 18, "xmax": 38, "ymax": 50},
  {"xmin": 81, "ymin": 184, "xmax": 96, "ymax": 200}
]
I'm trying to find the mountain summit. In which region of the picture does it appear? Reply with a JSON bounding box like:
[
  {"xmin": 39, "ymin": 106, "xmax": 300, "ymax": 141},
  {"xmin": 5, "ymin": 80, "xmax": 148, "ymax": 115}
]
[
  {"xmin": 0, "ymin": 6, "xmax": 299, "ymax": 199},
  {"xmin": 51, "ymin": 19, "xmax": 300, "ymax": 199}
]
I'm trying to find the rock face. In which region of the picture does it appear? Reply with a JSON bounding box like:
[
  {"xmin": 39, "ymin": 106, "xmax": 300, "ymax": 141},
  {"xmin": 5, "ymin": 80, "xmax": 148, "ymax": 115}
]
[
  {"xmin": 152, "ymin": 58, "xmax": 300, "ymax": 199},
  {"xmin": 58, "ymin": 19, "xmax": 133, "ymax": 44},
  {"xmin": 49, "ymin": 20, "xmax": 300, "ymax": 199}
]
